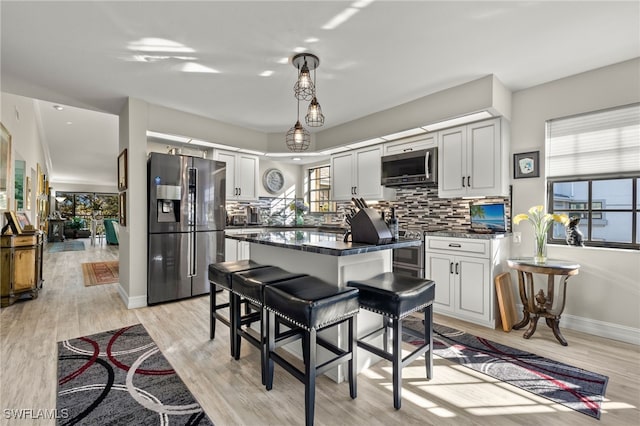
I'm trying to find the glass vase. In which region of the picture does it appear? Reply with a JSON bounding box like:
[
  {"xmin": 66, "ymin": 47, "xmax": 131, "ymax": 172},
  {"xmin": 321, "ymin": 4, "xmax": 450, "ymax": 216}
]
[
  {"xmin": 295, "ymin": 213, "xmax": 304, "ymax": 226},
  {"xmin": 534, "ymin": 233, "xmax": 547, "ymax": 264}
]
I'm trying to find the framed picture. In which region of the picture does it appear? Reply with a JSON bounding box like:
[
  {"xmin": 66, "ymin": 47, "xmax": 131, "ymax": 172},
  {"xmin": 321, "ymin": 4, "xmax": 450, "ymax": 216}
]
[
  {"xmin": 119, "ymin": 192, "xmax": 126, "ymax": 226},
  {"xmin": 118, "ymin": 148, "xmax": 128, "ymax": 191},
  {"xmin": 2, "ymin": 211, "xmax": 22, "ymax": 235},
  {"xmin": 513, "ymin": 151, "xmax": 540, "ymax": 179},
  {"xmin": 0, "ymin": 122, "xmax": 11, "ymax": 210}
]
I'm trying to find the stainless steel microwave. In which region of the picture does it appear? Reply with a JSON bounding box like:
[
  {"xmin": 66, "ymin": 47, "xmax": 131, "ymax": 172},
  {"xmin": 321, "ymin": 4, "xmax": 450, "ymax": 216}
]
[{"xmin": 381, "ymin": 147, "xmax": 437, "ymax": 186}]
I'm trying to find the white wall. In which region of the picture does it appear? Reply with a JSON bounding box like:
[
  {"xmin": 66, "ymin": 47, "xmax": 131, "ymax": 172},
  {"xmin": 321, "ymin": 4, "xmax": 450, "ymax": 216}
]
[
  {"xmin": 258, "ymin": 158, "xmax": 303, "ymax": 198},
  {"xmin": 1, "ymin": 93, "xmax": 47, "ymax": 227},
  {"xmin": 510, "ymin": 58, "xmax": 640, "ymax": 343}
]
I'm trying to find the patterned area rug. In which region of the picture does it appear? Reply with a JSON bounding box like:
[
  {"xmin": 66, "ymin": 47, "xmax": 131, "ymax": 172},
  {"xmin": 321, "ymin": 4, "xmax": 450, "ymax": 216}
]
[
  {"xmin": 82, "ymin": 261, "xmax": 119, "ymax": 286},
  {"xmin": 47, "ymin": 241, "xmax": 85, "ymax": 252},
  {"xmin": 404, "ymin": 318, "xmax": 608, "ymax": 419},
  {"xmin": 57, "ymin": 324, "xmax": 213, "ymax": 425}
]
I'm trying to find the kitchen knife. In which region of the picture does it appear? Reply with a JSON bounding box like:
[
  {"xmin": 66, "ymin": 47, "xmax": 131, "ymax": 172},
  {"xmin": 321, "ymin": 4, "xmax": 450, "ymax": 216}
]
[
  {"xmin": 351, "ymin": 197, "xmax": 362, "ymax": 210},
  {"xmin": 359, "ymin": 198, "xmax": 368, "ymax": 208}
]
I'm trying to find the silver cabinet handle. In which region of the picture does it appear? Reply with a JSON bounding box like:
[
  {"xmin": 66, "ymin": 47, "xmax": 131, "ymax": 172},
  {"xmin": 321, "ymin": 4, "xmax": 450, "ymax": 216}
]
[
  {"xmin": 450, "ymin": 262, "xmax": 454, "ymax": 274},
  {"xmin": 467, "ymin": 176, "xmax": 471, "ymax": 187},
  {"xmin": 462, "ymin": 176, "xmax": 465, "ymax": 187},
  {"xmin": 448, "ymin": 243, "xmax": 462, "ymax": 248},
  {"xmin": 455, "ymin": 262, "xmax": 459, "ymax": 275}
]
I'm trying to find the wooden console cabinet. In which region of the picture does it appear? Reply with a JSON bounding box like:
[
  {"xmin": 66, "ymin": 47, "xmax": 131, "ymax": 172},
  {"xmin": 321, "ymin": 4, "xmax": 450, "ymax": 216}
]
[{"xmin": 1, "ymin": 232, "xmax": 44, "ymax": 307}]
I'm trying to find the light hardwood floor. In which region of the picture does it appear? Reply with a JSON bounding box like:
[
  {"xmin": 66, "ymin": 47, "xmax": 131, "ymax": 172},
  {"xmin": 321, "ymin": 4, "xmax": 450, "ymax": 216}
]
[{"xmin": 1, "ymin": 239, "xmax": 639, "ymax": 425}]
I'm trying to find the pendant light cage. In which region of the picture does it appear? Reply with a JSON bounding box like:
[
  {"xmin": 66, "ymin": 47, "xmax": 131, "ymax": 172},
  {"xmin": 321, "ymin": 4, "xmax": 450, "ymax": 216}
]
[
  {"xmin": 305, "ymin": 96, "xmax": 324, "ymax": 127},
  {"xmin": 294, "ymin": 62, "xmax": 315, "ymax": 101},
  {"xmin": 286, "ymin": 120, "xmax": 311, "ymax": 152}
]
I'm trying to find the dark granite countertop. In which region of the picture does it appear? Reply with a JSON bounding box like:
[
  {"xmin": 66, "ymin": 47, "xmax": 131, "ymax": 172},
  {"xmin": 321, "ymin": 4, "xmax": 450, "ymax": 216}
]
[
  {"xmin": 226, "ymin": 230, "xmax": 421, "ymax": 256},
  {"xmin": 226, "ymin": 224, "xmax": 347, "ymax": 233},
  {"xmin": 424, "ymin": 230, "xmax": 511, "ymax": 240}
]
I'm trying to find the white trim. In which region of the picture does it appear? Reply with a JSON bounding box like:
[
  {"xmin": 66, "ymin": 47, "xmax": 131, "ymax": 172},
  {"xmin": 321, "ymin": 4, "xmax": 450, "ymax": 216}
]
[
  {"xmin": 117, "ymin": 284, "xmax": 147, "ymax": 309},
  {"xmin": 515, "ymin": 303, "xmax": 640, "ymax": 346}
]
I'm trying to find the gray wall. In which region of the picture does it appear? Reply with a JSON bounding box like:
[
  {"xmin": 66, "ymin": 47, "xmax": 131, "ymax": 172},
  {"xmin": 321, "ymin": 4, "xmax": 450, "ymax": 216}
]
[{"xmin": 509, "ymin": 58, "xmax": 640, "ymax": 342}]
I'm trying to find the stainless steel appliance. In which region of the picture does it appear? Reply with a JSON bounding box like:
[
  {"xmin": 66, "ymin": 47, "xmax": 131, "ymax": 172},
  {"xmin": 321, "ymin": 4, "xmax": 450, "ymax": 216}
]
[
  {"xmin": 147, "ymin": 152, "xmax": 226, "ymax": 305},
  {"xmin": 392, "ymin": 230, "xmax": 424, "ymax": 278},
  {"xmin": 381, "ymin": 147, "xmax": 437, "ymax": 186}
]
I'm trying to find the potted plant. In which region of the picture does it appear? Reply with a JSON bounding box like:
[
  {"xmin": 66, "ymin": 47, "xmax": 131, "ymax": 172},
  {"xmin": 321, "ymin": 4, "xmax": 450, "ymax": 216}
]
[{"xmin": 67, "ymin": 216, "xmax": 83, "ymax": 239}]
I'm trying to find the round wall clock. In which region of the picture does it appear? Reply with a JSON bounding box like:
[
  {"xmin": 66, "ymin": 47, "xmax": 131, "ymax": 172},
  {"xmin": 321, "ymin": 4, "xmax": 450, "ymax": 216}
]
[{"xmin": 263, "ymin": 168, "xmax": 285, "ymax": 194}]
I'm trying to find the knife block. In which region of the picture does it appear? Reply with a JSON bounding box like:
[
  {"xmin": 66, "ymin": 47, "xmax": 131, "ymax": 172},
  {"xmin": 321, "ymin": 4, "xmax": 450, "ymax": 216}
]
[{"xmin": 350, "ymin": 208, "xmax": 393, "ymax": 245}]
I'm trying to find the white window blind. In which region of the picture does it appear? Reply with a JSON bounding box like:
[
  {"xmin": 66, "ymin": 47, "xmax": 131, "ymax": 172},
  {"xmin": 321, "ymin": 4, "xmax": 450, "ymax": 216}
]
[{"xmin": 547, "ymin": 103, "xmax": 640, "ymax": 178}]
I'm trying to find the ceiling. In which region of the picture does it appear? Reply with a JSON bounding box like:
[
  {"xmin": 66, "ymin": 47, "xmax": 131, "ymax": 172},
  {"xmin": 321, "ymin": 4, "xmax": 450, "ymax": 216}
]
[{"xmin": 2, "ymin": 1, "xmax": 638, "ymax": 187}]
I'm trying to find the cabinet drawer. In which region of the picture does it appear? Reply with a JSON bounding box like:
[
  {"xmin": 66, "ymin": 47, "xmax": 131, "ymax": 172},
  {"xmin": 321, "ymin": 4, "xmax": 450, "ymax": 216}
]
[{"xmin": 427, "ymin": 238, "xmax": 489, "ymax": 256}]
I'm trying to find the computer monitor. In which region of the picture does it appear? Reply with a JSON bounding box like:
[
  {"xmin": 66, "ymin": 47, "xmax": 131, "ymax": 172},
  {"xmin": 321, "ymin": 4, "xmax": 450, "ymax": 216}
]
[{"xmin": 470, "ymin": 203, "xmax": 507, "ymax": 233}]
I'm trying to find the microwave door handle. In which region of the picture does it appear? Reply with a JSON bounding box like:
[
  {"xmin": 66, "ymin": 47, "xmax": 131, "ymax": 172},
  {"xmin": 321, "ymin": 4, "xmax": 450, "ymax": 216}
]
[{"xmin": 425, "ymin": 151, "xmax": 430, "ymax": 179}]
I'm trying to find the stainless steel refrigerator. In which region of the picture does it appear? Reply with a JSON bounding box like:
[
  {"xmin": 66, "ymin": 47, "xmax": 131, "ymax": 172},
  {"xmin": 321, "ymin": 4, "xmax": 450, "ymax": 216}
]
[{"xmin": 147, "ymin": 152, "xmax": 226, "ymax": 305}]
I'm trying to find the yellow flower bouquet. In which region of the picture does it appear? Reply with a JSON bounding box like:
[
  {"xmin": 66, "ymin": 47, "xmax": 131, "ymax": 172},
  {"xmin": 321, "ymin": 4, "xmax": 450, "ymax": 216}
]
[{"xmin": 513, "ymin": 205, "xmax": 569, "ymax": 263}]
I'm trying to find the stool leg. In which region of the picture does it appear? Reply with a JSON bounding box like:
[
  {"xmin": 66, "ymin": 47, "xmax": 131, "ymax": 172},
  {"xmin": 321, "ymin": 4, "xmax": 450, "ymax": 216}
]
[
  {"xmin": 232, "ymin": 293, "xmax": 242, "ymax": 360},
  {"xmin": 349, "ymin": 315, "xmax": 357, "ymax": 399},
  {"xmin": 303, "ymin": 328, "xmax": 317, "ymax": 426},
  {"xmin": 265, "ymin": 311, "xmax": 275, "ymax": 391},
  {"xmin": 260, "ymin": 306, "xmax": 267, "ymax": 385},
  {"xmin": 382, "ymin": 316, "xmax": 390, "ymax": 353},
  {"xmin": 425, "ymin": 305, "xmax": 433, "ymax": 380},
  {"xmin": 392, "ymin": 317, "xmax": 402, "ymax": 410},
  {"xmin": 210, "ymin": 284, "xmax": 216, "ymax": 340}
]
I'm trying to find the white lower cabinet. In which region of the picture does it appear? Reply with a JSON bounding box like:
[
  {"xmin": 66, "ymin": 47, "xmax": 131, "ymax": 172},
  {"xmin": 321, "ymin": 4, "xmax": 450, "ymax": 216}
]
[
  {"xmin": 224, "ymin": 238, "xmax": 251, "ymax": 261},
  {"xmin": 425, "ymin": 235, "xmax": 508, "ymax": 328}
]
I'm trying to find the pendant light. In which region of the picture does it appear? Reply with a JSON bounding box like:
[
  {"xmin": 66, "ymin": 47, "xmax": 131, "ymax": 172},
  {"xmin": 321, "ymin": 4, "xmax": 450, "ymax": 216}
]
[
  {"xmin": 286, "ymin": 53, "xmax": 323, "ymax": 151},
  {"xmin": 286, "ymin": 96, "xmax": 310, "ymax": 152}
]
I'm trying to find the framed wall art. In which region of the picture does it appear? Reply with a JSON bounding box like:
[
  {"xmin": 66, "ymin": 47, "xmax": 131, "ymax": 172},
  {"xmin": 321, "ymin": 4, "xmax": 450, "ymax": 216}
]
[
  {"xmin": 2, "ymin": 211, "xmax": 21, "ymax": 235},
  {"xmin": 513, "ymin": 151, "xmax": 540, "ymax": 179},
  {"xmin": 118, "ymin": 148, "xmax": 128, "ymax": 191},
  {"xmin": 0, "ymin": 122, "xmax": 11, "ymax": 210},
  {"xmin": 119, "ymin": 192, "xmax": 126, "ymax": 226}
]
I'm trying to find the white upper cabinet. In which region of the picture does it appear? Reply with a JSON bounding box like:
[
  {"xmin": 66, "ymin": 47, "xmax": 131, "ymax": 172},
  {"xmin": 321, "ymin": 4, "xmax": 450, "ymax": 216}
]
[
  {"xmin": 383, "ymin": 134, "xmax": 436, "ymax": 155},
  {"xmin": 438, "ymin": 118, "xmax": 508, "ymax": 198},
  {"xmin": 331, "ymin": 145, "xmax": 392, "ymax": 200},
  {"xmin": 214, "ymin": 150, "xmax": 259, "ymax": 201}
]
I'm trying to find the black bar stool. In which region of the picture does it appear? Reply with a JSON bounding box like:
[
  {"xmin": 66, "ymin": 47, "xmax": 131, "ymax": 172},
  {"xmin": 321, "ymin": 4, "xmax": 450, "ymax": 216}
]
[
  {"xmin": 231, "ymin": 266, "xmax": 307, "ymax": 383},
  {"xmin": 347, "ymin": 272, "xmax": 435, "ymax": 409},
  {"xmin": 264, "ymin": 276, "xmax": 359, "ymax": 426},
  {"xmin": 208, "ymin": 260, "xmax": 269, "ymax": 356}
]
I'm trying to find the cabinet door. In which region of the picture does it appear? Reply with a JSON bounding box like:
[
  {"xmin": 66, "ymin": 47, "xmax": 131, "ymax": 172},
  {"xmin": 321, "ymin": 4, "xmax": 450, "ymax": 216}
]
[
  {"xmin": 426, "ymin": 253, "xmax": 454, "ymax": 312},
  {"xmin": 456, "ymin": 256, "xmax": 491, "ymax": 322},
  {"xmin": 14, "ymin": 248, "xmax": 36, "ymax": 291},
  {"xmin": 384, "ymin": 135, "xmax": 436, "ymax": 155},
  {"xmin": 438, "ymin": 126, "xmax": 466, "ymax": 197},
  {"xmin": 216, "ymin": 151, "xmax": 237, "ymax": 199},
  {"xmin": 224, "ymin": 238, "xmax": 238, "ymax": 262},
  {"xmin": 330, "ymin": 151, "xmax": 355, "ymax": 200},
  {"xmin": 466, "ymin": 119, "xmax": 502, "ymax": 196},
  {"xmin": 238, "ymin": 241, "xmax": 251, "ymax": 260},
  {"xmin": 354, "ymin": 145, "xmax": 384, "ymax": 199},
  {"xmin": 236, "ymin": 154, "xmax": 258, "ymax": 200}
]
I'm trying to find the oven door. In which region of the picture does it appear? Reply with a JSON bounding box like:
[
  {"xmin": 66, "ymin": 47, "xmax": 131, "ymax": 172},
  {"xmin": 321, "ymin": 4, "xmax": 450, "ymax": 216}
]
[
  {"xmin": 393, "ymin": 245, "xmax": 424, "ymax": 269},
  {"xmin": 392, "ymin": 263, "xmax": 424, "ymax": 279}
]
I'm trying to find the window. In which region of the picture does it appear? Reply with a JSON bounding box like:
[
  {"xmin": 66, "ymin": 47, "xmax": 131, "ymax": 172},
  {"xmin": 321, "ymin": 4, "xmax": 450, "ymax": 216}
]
[
  {"xmin": 56, "ymin": 192, "xmax": 119, "ymax": 220},
  {"xmin": 307, "ymin": 165, "xmax": 335, "ymax": 213},
  {"xmin": 546, "ymin": 103, "xmax": 640, "ymax": 249}
]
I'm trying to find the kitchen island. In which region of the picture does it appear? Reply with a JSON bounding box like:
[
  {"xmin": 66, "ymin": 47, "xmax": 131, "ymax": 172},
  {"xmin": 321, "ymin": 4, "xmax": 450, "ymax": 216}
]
[{"xmin": 225, "ymin": 230, "xmax": 422, "ymax": 382}]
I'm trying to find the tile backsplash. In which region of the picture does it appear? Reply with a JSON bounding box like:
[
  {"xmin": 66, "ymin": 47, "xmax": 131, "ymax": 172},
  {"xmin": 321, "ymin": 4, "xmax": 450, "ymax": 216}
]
[{"xmin": 226, "ymin": 185, "xmax": 511, "ymax": 231}]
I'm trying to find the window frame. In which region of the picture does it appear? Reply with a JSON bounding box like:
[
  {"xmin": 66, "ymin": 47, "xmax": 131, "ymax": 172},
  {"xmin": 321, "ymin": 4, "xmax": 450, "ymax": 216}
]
[
  {"xmin": 547, "ymin": 174, "xmax": 639, "ymax": 250},
  {"xmin": 307, "ymin": 164, "xmax": 336, "ymax": 213}
]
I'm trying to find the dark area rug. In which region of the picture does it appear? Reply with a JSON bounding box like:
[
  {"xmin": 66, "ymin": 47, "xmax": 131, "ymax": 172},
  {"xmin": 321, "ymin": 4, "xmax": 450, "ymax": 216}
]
[
  {"xmin": 47, "ymin": 241, "xmax": 85, "ymax": 252},
  {"xmin": 57, "ymin": 324, "xmax": 213, "ymax": 425},
  {"xmin": 404, "ymin": 318, "xmax": 608, "ymax": 419}
]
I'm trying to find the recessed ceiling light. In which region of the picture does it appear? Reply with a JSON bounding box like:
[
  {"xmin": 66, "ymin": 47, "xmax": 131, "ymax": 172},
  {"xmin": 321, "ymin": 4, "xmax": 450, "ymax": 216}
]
[
  {"xmin": 304, "ymin": 37, "xmax": 319, "ymax": 43},
  {"xmin": 292, "ymin": 157, "xmax": 301, "ymax": 161},
  {"xmin": 293, "ymin": 47, "xmax": 307, "ymax": 53},
  {"xmin": 277, "ymin": 57, "xmax": 289, "ymax": 65},
  {"xmin": 66, "ymin": 121, "xmax": 73, "ymax": 125},
  {"xmin": 53, "ymin": 105, "xmax": 64, "ymax": 111},
  {"xmin": 259, "ymin": 70, "xmax": 274, "ymax": 77}
]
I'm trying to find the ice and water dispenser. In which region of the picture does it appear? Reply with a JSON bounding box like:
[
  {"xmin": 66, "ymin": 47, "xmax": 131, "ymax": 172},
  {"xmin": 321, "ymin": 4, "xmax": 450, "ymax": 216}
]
[{"xmin": 155, "ymin": 184, "xmax": 181, "ymax": 223}]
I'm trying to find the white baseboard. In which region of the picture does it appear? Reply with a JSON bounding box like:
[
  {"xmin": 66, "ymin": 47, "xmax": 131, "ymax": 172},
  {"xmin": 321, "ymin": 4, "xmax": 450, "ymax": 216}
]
[
  {"xmin": 561, "ymin": 313, "xmax": 640, "ymax": 346},
  {"xmin": 116, "ymin": 284, "xmax": 147, "ymax": 309},
  {"xmin": 516, "ymin": 303, "xmax": 639, "ymax": 346}
]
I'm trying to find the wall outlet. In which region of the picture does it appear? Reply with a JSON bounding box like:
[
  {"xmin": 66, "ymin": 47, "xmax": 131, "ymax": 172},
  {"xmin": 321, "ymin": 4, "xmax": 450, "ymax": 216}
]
[{"xmin": 512, "ymin": 232, "xmax": 522, "ymax": 244}]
